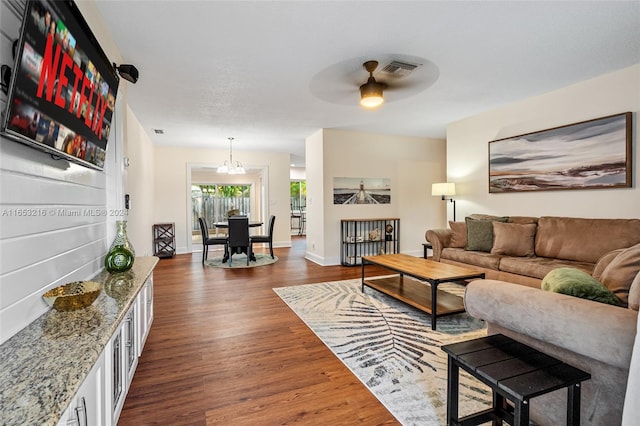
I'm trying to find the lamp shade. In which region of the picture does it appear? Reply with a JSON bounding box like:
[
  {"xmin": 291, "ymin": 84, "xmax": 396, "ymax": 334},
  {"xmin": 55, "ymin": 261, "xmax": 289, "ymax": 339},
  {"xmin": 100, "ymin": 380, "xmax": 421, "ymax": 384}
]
[{"xmin": 432, "ymin": 182, "xmax": 456, "ymax": 197}]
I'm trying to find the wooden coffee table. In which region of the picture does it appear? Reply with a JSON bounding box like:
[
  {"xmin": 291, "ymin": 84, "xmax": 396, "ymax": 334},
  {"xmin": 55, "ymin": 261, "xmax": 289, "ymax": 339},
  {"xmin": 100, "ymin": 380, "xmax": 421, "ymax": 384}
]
[{"xmin": 361, "ymin": 254, "xmax": 485, "ymax": 330}]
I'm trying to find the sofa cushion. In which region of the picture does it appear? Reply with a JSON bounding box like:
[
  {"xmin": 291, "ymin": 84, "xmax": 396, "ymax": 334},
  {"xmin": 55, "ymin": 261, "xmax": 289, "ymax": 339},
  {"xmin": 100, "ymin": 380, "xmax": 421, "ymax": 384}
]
[
  {"xmin": 628, "ymin": 273, "xmax": 640, "ymax": 311},
  {"xmin": 593, "ymin": 249, "xmax": 625, "ymax": 281},
  {"xmin": 542, "ymin": 267, "xmax": 623, "ymax": 306},
  {"xmin": 466, "ymin": 216, "xmax": 508, "ymax": 252},
  {"xmin": 535, "ymin": 217, "xmax": 640, "ymax": 263},
  {"xmin": 468, "ymin": 213, "xmax": 506, "ymax": 221},
  {"xmin": 491, "ymin": 222, "xmax": 537, "ymax": 257},
  {"xmin": 506, "ymin": 216, "xmax": 539, "ymax": 225},
  {"xmin": 449, "ymin": 221, "xmax": 467, "ymax": 248},
  {"xmin": 599, "ymin": 243, "xmax": 640, "ymax": 307},
  {"xmin": 441, "ymin": 247, "xmax": 501, "ymax": 270},
  {"xmin": 499, "ymin": 256, "xmax": 594, "ymax": 280}
]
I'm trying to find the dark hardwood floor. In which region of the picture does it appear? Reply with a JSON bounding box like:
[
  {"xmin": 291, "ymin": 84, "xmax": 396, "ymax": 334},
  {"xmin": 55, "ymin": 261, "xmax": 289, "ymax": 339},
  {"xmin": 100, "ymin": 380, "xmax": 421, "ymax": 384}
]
[{"xmin": 118, "ymin": 236, "xmax": 399, "ymax": 425}]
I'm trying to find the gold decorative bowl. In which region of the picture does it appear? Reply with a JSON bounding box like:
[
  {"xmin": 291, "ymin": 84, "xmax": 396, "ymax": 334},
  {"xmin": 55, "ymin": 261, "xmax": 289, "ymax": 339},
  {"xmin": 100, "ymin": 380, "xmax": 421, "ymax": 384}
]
[{"xmin": 42, "ymin": 281, "xmax": 102, "ymax": 311}]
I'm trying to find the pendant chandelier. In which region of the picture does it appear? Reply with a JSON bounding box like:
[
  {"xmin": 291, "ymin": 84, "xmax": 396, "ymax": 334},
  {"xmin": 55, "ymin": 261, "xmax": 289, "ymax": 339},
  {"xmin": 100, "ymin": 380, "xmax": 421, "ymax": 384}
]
[{"xmin": 217, "ymin": 137, "xmax": 245, "ymax": 174}]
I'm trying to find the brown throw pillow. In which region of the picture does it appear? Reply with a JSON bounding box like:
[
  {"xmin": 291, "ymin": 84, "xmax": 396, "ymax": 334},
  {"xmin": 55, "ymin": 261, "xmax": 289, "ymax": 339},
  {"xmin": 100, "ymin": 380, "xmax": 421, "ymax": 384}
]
[
  {"xmin": 593, "ymin": 249, "xmax": 625, "ymax": 280},
  {"xmin": 491, "ymin": 222, "xmax": 537, "ymax": 257},
  {"xmin": 465, "ymin": 216, "xmax": 508, "ymax": 252},
  {"xmin": 599, "ymin": 243, "xmax": 640, "ymax": 307},
  {"xmin": 449, "ymin": 221, "xmax": 467, "ymax": 248}
]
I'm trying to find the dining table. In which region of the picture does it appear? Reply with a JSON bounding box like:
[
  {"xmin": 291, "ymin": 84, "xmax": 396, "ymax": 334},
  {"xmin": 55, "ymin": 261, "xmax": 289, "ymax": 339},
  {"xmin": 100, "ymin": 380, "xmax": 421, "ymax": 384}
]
[
  {"xmin": 213, "ymin": 220, "xmax": 263, "ymax": 262},
  {"xmin": 213, "ymin": 221, "xmax": 263, "ymax": 229}
]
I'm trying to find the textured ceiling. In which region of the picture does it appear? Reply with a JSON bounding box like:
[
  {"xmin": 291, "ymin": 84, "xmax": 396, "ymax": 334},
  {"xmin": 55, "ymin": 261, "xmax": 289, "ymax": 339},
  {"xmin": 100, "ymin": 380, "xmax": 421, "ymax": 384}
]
[{"xmin": 94, "ymin": 1, "xmax": 640, "ymax": 166}]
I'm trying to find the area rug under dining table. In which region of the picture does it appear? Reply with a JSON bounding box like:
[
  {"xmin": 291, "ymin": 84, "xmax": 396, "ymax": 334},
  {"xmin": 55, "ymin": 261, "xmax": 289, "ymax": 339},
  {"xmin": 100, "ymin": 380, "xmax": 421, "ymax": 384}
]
[
  {"xmin": 273, "ymin": 278, "xmax": 492, "ymax": 425},
  {"xmin": 205, "ymin": 253, "xmax": 278, "ymax": 269}
]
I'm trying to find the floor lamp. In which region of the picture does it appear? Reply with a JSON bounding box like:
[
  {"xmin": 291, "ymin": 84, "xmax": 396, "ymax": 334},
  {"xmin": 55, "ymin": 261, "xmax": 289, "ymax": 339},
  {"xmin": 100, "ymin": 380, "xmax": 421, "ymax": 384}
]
[{"xmin": 432, "ymin": 182, "xmax": 456, "ymax": 221}]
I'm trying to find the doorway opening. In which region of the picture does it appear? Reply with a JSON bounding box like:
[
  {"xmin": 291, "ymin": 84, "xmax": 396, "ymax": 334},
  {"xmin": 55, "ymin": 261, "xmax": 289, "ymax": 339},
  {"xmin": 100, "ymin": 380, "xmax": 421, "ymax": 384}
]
[{"xmin": 187, "ymin": 164, "xmax": 268, "ymax": 253}]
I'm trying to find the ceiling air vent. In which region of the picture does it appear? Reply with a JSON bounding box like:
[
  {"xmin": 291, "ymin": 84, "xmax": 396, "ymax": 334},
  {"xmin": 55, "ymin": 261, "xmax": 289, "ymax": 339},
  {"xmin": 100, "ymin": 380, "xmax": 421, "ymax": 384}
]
[
  {"xmin": 379, "ymin": 60, "xmax": 421, "ymax": 79},
  {"xmin": 153, "ymin": 129, "xmax": 164, "ymax": 134}
]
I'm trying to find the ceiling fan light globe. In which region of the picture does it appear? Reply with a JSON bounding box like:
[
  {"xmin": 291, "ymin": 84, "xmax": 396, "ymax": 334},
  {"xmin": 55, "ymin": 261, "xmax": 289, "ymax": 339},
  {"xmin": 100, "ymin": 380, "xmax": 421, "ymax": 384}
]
[
  {"xmin": 360, "ymin": 95, "xmax": 384, "ymax": 108},
  {"xmin": 359, "ymin": 79, "xmax": 385, "ymax": 108}
]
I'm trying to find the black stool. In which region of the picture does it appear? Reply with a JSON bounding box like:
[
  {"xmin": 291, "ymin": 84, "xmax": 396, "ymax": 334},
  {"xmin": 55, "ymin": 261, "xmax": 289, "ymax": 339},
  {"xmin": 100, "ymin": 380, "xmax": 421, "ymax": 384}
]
[{"xmin": 442, "ymin": 334, "xmax": 590, "ymax": 426}]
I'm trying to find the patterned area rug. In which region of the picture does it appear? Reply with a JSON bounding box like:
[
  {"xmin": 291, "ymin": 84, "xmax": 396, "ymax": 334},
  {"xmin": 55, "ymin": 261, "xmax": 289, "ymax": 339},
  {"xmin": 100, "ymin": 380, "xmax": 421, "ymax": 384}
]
[
  {"xmin": 205, "ymin": 253, "xmax": 278, "ymax": 268},
  {"xmin": 274, "ymin": 278, "xmax": 492, "ymax": 425}
]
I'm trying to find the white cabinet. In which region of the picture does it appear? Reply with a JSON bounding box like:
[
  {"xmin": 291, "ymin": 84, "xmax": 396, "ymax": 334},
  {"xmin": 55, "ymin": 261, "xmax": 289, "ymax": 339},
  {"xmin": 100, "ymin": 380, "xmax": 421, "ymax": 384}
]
[
  {"xmin": 109, "ymin": 302, "xmax": 138, "ymax": 425},
  {"xmin": 105, "ymin": 316, "xmax": 123, "ymax": 426},
  {"xmin": 124, "ymin": 304, "xmax": 138, "ymax": 386},
  {"xmin": 56, "ymin": 349, "xmax": 106, "ymax": 426},
  {"xmin": 137, "ymin": 275, "xmax": 154, "ymax": 351},
  {"xmin": 57, "ymin": 273, "xmax": 154, "ymax": 426}
]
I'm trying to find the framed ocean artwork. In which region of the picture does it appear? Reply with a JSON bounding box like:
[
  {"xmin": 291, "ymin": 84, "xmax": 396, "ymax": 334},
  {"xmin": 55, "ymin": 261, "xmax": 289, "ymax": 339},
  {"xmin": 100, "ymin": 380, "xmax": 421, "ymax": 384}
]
[
  {"xmin": 489, "ymin": 112, "xmax": 632, "ymax": 193},
  {"xmin": 333, "ymin": 177, "xmax": 391, "ymax": 204}
]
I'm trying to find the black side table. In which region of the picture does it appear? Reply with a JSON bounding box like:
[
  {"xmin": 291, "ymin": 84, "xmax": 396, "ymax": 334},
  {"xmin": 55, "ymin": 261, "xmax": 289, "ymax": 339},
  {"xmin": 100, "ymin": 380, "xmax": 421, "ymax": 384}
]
[
  {"xmin": 422, "ymin": 242, "xmax": 432, "ymax": 259},
  {"xmin": 442, "ymin": 334, "xmax": 590, "ymax": 426}
]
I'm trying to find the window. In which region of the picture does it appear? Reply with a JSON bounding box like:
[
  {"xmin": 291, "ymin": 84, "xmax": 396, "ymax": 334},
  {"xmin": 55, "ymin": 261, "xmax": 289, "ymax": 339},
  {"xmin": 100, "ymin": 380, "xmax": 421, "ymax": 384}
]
[
  {"xmin": 192, "ymin": 184, "xmax": 251, "ymax": 236},
  {"xmin": 290, "ymin": 180, "xmax": 306, "ymax": 211}
]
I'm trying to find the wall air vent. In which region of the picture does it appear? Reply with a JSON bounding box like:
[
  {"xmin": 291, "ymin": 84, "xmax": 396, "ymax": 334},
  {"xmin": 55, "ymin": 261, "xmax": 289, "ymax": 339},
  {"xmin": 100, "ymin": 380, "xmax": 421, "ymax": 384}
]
[{"xmin": 379, "ymin": 60, "xmax": 421, "ymax": 79}]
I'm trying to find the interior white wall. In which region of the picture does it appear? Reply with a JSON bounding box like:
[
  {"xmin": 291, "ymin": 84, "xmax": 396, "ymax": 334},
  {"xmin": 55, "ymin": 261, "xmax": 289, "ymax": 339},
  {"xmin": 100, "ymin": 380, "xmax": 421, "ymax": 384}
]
[
  {"xmin": 0, "ymin": 0, "xmax": 129, "ymax": 342},
  {"xmin": 304, "ymin": 129, "xmax": 325, "ymax": 264},
  {"xmin": 123, "ymin": 105, "xmax": 155, "ymax": 256},
  {"xmin": 447, "ymin": 64, "xmax": 640, "ymax": 221},
  {"xmin": 290, "ymin": 167, "xmax": 306, "ymax": 180},
  {"xmin": 305, "ymin": 128, "xmax": 446, "ymax": 265},
  {"xmin": 153, "ymin": 146, "xmax": 291, "ymax": 253}
]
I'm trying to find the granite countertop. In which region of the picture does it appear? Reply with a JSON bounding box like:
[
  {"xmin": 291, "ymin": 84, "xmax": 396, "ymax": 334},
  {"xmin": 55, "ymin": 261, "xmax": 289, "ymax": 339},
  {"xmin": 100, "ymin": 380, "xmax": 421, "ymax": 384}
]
[{"xmin": 0, "ymin": 256, "xmax": 158, "ymax": 426}]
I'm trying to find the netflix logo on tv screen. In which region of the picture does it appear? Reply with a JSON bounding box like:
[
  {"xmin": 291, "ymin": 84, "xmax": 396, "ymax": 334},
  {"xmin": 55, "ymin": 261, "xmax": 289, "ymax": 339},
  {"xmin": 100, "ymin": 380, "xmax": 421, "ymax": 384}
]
[{"xmin": 3, "ymin": 0, "xmax": 119, "ymax": 170}]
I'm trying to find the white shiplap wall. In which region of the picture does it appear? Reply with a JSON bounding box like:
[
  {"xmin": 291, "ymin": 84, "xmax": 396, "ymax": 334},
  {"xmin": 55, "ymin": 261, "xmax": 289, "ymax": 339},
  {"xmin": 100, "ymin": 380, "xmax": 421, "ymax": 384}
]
[{"xmin": 0, "ymin": 0, "xmax": 124, "ymax": 343}]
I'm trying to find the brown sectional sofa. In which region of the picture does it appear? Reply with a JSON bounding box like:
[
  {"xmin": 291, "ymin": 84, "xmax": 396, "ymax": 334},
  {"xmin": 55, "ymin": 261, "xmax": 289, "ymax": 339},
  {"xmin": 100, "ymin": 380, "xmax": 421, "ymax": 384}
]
[
  {"xmin": 426, "ymin": 215, "xmax": 640, "ymax": 289},
  {"xmin": 465, "ymin": 278, "xmax": 638, "ymax": 426},
  {"xmin": 426, "ymin": 215, "xmax": 640, "ymax": 425}
]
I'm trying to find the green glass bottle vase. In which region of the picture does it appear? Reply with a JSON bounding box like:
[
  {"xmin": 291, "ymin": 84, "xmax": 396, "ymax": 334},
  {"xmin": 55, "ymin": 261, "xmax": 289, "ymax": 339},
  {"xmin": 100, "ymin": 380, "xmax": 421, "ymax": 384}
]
[{"xmin": 105, "ymin": 220, "xmax": 135, "ymax": 273}]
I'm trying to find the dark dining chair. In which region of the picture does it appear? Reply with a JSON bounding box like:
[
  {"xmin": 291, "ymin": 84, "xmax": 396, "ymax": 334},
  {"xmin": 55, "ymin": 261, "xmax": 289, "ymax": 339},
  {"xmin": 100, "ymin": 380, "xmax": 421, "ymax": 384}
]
[
  {"xmin": 251, "ymin": 215, "xmax": 276, "ymax": 259},
  {"xmin": 198, "ymin": 217, "xmax": 228, "ymax": 264},
  {"xmin": 227, "ymin": 216, "xmax": 252, "ymax": 266},
  {"xmin": 298, "ymin": 208, "xmax": 306, "ymax": 235},
  {"xmin": 290, "ymin": 201, "xmax": 301, "ymax": 232}
]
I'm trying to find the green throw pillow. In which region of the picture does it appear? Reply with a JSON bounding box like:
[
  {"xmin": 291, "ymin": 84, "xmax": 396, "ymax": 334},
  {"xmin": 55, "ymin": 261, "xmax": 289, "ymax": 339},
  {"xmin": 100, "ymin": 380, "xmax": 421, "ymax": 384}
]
[
  {"xmin": 542, "ymin": 267, "xmax": 623, "ymax": 306},
  {"xmin": 465, "ymin": 217, "xmax": 508, "ymax": 252}
]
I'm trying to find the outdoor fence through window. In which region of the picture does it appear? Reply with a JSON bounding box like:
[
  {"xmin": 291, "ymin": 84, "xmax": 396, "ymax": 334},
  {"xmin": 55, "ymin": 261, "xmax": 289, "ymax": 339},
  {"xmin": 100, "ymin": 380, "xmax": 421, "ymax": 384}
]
[{"xmin": 192, "ymin": 185, "xmax": 251, "ymax": 237}]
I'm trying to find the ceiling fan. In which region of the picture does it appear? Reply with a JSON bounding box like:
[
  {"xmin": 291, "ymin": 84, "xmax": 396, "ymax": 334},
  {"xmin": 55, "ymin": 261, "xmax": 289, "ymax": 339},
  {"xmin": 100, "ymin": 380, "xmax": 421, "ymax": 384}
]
[
  {"xmin": 359, "ymin": 60, "xmax": 387, "ymax": 108},
  {"xmin": 309, "ymin": 54, "xmax": 439, "ymax": 108}
]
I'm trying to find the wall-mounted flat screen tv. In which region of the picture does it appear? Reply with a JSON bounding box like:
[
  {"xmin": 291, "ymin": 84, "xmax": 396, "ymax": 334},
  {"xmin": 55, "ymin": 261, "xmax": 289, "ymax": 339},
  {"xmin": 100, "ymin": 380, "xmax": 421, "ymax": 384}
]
[{"xmin": 1, "ymin": 0, "xmax": 119, "ymax": 170}]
